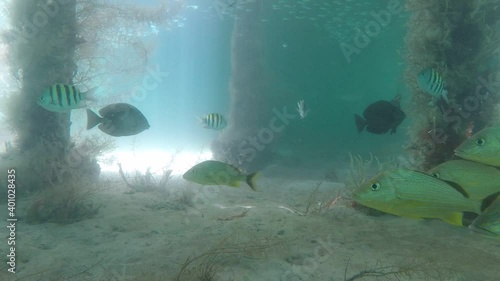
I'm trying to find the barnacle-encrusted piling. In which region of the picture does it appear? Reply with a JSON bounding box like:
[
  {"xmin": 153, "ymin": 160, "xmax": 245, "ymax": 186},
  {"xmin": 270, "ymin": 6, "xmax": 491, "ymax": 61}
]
[
  {"xmin": 211, "ymin": 0, "xmax": 278, "ymax": 172},
  {"xmin": 404, "ymin": 0, "xmax": 500, "ymax": 170},
  {"xmin": 5, "ymin": 0, "xmax": 85, "ymax": 191}
]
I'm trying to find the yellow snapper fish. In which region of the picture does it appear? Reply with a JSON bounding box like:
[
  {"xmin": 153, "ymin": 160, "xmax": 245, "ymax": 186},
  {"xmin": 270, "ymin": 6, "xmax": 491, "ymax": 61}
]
[
  {"xmin": 183, "ymin": 160, "xmax": 258, "ymax": 191},
  {"xmin": 470, "ymin": 198, "xmax": 500, "ymax": 237},
  {"xmin": 352, "ymin": 169, "xmax": 487, "ymax": 226},
  {"xmin": 455, "ymin": 126, "xmax": 500, "ymax": 166},
  {"xmin": 428, "ymin": 160, "xmax": 500, "ymax": 200}
]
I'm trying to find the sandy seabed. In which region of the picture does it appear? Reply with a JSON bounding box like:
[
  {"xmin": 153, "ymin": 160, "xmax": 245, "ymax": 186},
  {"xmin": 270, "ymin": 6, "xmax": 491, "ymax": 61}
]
[{"xmin": 1, "ymin": 168, "xmax": 499, "ymax": 281}]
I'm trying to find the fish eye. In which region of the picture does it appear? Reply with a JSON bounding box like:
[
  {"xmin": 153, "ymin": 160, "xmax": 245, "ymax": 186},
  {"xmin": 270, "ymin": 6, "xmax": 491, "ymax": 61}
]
[
  {"xmin": 370, "ymin": 182, "xmax": 381, "ymax": 191},
  {"xmin": 475, "ymin": 138, "xmax": 485, "ymax": 146},
  {"xmin": 430, "ymin": 172, "xmax": 440, "ymax": 178}
]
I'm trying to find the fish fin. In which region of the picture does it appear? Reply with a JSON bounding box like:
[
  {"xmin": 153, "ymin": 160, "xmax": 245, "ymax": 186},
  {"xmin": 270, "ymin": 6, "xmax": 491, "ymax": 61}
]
[
  {"xmin": 441, "ymin": 89, "xmax": 450, "ymax": 104},
  {"xmin": 354, "ymin": 114, "xmax": 366, "ymax": 133},
  {"xmin": 390, "ymin": 94, "xmax": 402, "ymax": 107},
  {"xmin": 245, "ymin": 172, "xmax": 259, "ymax": 191},
  {"xmin": 83, "ymin": 87, "xmax": 98, "ymax": 102},
  {"xmin": 468, "ymin": 224, "xmax": 497, "ymax": 236},
  {"xmin": 461, "ymin": 212, "xmax": 479, "ymax": 227},
  {"xmin": 442, "ymin": 212, "xmax": 464, "ymax": 226},
  {"xmin": 228, "ymin": 181, "xmax": 241, "ymax": 188},
  {"xmin": 86, "ymin": 109, "xmax": 103, "ymax": 130},
  {"xmin": 440, "ymin": 179, "xmax": 470, "ymax": 198},
  {"xmin": 196, "ymin": 116, "xmax": 206, "ymax": 127},
  {"xmin": 480, "ymin": 191, "xmax": 500, "ymax": 212},
  {"xmin": 75, "ymin": 102, "xmax": 88, "ymax": 109}
]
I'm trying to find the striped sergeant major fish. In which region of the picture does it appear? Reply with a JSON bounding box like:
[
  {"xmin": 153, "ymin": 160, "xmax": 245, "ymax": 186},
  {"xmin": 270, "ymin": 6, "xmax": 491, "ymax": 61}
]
[
  {"xmin": 37, "ymin": 83, "xmax": 97, "ymax": 113},
  {"xmin": 417, "ymin": 68, "xmax": 449, "ymax": 104},
  {"xmin": 199, "ymin": 113, "xmax": 227, "ymax": 130}
]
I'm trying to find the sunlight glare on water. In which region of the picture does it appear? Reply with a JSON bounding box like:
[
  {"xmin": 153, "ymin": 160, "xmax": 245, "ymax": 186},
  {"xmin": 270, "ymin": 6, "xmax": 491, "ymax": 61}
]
[{"xmin": 99, "ymin": 149, "xmax": 213, "ymax": 176}]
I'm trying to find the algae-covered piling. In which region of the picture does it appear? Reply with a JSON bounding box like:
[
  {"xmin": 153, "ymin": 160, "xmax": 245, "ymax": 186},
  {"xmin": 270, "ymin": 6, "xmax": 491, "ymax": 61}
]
[
  {"xmin": 404, "ymin": 0, "xmax": 500, "ymax": 170},
  {"xmin": 8, "ymin": 0, "xmax": 78, "ymax": 150},
  {"xmin": 4, "ymin": 0, "xmax": 95, "ymax": 191},
  {"xmin": 211, "ymin": 0, "xmax": 278, "ymax": 172},
  {"xmin": 2, "ymin": 0, "xmax": 181, "ymax": 193}
]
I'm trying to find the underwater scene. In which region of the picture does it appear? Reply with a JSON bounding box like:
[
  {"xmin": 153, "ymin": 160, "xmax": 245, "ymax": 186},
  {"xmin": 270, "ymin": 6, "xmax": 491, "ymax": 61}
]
[{"xmin": 1, "ymin": 0, "xmax": 500, "ymax": 280}]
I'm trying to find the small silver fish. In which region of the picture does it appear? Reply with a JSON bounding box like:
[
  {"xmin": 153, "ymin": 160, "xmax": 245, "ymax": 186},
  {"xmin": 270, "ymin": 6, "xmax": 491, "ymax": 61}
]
[{"xmin": 296, "ymin": 100, "xmax": 308, "ymax": 119}]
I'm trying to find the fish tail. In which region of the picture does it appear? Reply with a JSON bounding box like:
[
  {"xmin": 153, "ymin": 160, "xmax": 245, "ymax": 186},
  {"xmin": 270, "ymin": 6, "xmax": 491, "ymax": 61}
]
[
  {"xmin": 391, "ymin": 94, "xmax": 402, "ymax": 106},
  {"xmin": 83, "ymin": 86, "xmax": 98, "ymax": 102},
  {"xmin": 468, "ymin": 224, "xmax": 496, "ymax": 236},
  {"xmin": 86, "ymin": 108, "xmax": 103, "ymax": 130},
  {"xmin": 196, "ymin": 116, "xmax": 207, "ymax": 127},
  {"xmin": 229, "ymin": 181, "xmax": 241, "ymax": 188},
  {"xmin": 354, "ymin": 114, "xmax": 366, "ymax": 133},
  {"xmin": 443, "ymin": 212, "xmax": 464, "ymax": 226},
  {"xmin": 245, "ymin": 172, "xmax": 259, "ymax": 191},
  {"xmin": 480, "ymin": 192, "xmax": 500, "ymax": 213}
]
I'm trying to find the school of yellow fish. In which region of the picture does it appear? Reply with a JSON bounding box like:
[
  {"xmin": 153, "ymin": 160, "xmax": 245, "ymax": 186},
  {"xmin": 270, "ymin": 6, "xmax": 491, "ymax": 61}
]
[{"xmin": 353, "ymin": 125, "xmax": 500, "ymax": 237}]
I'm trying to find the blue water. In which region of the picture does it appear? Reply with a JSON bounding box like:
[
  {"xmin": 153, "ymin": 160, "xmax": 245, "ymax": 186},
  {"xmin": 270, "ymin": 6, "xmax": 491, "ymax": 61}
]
[{"xmin": 87, "ymin": 0, "xmax": 410, "ymax": 166}]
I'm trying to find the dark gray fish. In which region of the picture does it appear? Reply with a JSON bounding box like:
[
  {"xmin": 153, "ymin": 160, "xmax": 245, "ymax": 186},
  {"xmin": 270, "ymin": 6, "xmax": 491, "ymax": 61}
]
[
  {"xmin": 86, "ymin": 103, "xmax": 150, "ymax": 137},
  {"xmin": 354, "ymin": 95, "xmax": 405, "ymax": 135}
]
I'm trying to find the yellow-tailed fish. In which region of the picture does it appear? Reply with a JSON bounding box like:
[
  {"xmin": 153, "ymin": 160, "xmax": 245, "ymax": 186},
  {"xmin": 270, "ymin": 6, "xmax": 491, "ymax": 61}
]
[
  {"xmin": 183, "ymin": 160, "xmax": 258, "ymax": 191},
  {"xmin": 470, "ymin": 198, "xmax": 500, "ymax": 237},
  {"xmin": 352, "ymin": 169, "xmax": 486, "ymax": 226},
  {"xmin": 428, "ymin": 160, "xmax": 500, "ymax": 200},
  {"xmin": 455, "ymin": 126, "xmax": 500, "ymax": 166}
]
